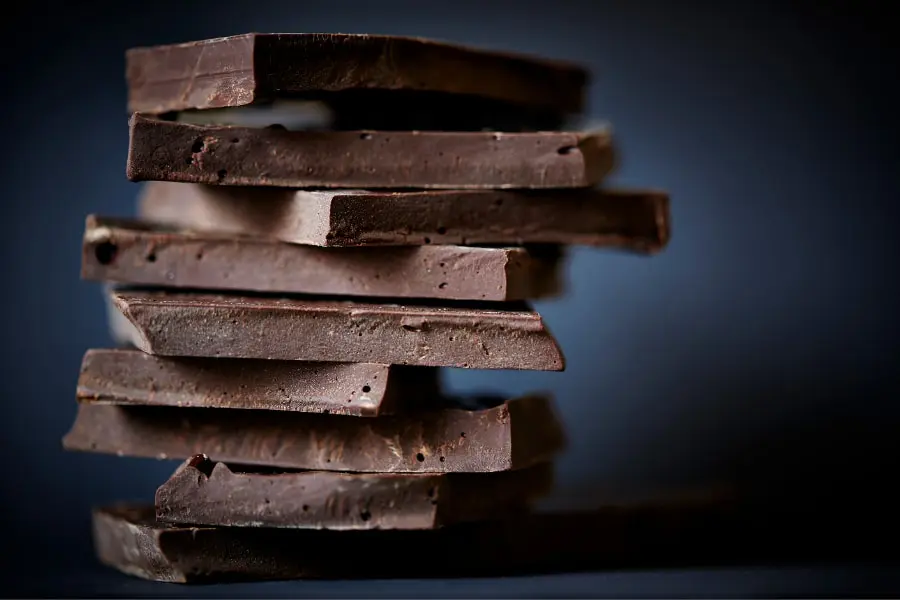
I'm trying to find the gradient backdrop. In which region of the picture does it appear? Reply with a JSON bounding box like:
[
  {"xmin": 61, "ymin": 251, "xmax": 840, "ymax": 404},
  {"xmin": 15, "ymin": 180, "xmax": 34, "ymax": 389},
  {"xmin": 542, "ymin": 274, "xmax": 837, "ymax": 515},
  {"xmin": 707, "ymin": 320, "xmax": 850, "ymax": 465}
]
[{"xmin": 2, "ymin": 0, "xmax": 899, "ymax": 596}]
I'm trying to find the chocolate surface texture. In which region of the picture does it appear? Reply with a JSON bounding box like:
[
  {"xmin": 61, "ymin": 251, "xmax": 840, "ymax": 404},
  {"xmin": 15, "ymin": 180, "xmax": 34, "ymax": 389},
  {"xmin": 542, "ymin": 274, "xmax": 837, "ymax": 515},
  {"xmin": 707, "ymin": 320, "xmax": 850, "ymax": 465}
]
[
  {"xmin": 126, "ymin": 33, "xmax": 587, "ymax": 116},
  {"xmin": 82, "ymin": 216, "xmax": 564, "ymax": 301},
  {"xmin": 126, "ymin": 115, "xmax": 615, "ymax": 189},
  {"xmin": 109, "ymin": 290, "xmax": 565, "ymax": 370},
  {"xmin": 155, "ymin": 455, "xmax": 553, "ymax": 530},
  {"xmin": 77, "ymin": 349, "xmax": 439, "ymax": 417},
  {"xmin": 138, "ymin": 181, "xmax": 669, "ymax": 252},
  {"xmin": 63, "ymin": 395, "xmax": 566, "ymax": 473}
]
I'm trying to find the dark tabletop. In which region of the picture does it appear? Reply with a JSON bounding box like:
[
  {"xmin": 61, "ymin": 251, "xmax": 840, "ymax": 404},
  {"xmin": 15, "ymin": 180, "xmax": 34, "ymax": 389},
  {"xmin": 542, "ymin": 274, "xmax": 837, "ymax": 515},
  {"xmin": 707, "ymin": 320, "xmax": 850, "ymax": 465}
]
[{"xmin": 9, "ymin": 562, "xmax": 900, "ymax": 598}]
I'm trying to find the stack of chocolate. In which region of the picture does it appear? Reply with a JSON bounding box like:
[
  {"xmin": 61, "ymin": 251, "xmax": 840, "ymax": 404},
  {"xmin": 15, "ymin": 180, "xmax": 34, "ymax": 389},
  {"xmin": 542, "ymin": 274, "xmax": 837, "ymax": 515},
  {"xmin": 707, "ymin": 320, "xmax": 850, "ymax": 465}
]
[{"xmin": 63, "ymin": 33, "xmax": 671, "ymax": 583}]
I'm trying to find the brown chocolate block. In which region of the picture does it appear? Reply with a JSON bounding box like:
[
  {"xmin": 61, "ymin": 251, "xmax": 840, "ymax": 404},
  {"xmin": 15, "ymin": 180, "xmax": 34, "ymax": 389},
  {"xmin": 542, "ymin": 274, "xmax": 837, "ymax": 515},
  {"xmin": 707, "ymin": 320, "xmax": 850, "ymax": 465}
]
[
  {"xmin": 109, "ymin": 290, "xmax": 565, "ymax": 371},
  {"xmin": 77, "ymin": 349, "xmax": 439, "ymax": 417},
  {"xmin": 62, "ymin": 395, "xmax": 566, "ymax": 473},
  {"xmin": 126, "ymin": 115, "xmax": 615, "ymax": 189},
  {"xmin": 139, "ymin": 181, "xmax": 669, "ymax": 252},
  {"xmin": 82, "ymin": 216, "xmax": 564, "ymax": 301},
  {"xmin": 126, "ymin": 33, "xmax": 587, "ymax": 116},
  {"xmin": 155, "ymin": 455, "xmax": 553, "ymax": 530}
]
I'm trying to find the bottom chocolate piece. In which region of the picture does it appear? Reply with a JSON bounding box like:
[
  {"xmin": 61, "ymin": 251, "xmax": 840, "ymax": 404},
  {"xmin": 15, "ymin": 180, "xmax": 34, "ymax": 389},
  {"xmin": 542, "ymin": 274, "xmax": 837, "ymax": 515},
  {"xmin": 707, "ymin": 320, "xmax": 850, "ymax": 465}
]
[
  {"xmin": 93, "ymin": 501, "xmax": 724, "ymax": 583},
  {"xmin": 94, "ymin": 497, "xmax": 900, "ymax": 584},
  {"xmin": 156, "ymin": 455, "xmax": 552, "ymax": 530}
]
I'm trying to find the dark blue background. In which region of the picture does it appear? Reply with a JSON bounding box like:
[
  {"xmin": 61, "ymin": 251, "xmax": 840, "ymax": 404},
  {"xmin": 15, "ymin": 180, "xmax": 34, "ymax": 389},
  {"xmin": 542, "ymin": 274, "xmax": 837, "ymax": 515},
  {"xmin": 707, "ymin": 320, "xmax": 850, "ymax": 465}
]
[{"xmin": 2, "ymin": 0, "xmax": 899, "ymax": 596}]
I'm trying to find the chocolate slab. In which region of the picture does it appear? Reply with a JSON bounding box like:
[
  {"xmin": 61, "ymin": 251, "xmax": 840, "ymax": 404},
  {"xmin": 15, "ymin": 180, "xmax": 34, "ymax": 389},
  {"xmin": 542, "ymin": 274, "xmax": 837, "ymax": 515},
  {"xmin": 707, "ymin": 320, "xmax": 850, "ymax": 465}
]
[
  {"xmin": 77, "ymin": 349, "xmax": 440, "ymax": 417},
  {"xmin": 155, "ymin": 455, "xmax": 553, "ymax": 530},
  {"xmin": 126, "ymin": 115, "xmax": 615, "ymax": 189},
  {"xmin": 139, "ymin": 181, "xmax": 669, "ymax": 252},
  {"xmin": 82, "ymin": 216, "xmax": 564, "ymax": 301},
  {"xmin": 109, "ymin": 290, "xmax": 565, "ymax": 371},
  {"xmin": 126, "ymin": 33, "xmax": 587, "ymax": 116},
  {"xmin": 62, "ymin": 395, "xmax": 566, "ymax": 473}
]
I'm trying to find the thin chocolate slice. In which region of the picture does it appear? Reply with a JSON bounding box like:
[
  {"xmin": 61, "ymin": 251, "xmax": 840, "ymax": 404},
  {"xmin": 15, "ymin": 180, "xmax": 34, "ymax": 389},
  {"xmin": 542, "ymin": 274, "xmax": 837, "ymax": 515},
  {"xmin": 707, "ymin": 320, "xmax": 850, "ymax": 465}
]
[
  {"xmin": 109, "ymin": 290, "xmax": 565, "ymax": 371},
  {"xmin": 82, "ymin": 216, "xmax": 564, "ymax": 301},
  {"xmin": 139, "ymin": 182, "xmax": 669, "ymax": 252},
  {"xmin": 77, "ymin": 349, "xmax": 439, "ymax": 417},
  {"xmin": 156, "ymin": 455, "xmax": 553, "ymax": 530},
  {"xmin": 126, "ymin": 115, "xmax": 615, "ymax": 189},
  {"xmin": 62, "ymin": 395, "xmax": 565, "ymax": 473},
  {"xmin": 126, "ymin": 33, "xmax": 587, "ymax": 116}
]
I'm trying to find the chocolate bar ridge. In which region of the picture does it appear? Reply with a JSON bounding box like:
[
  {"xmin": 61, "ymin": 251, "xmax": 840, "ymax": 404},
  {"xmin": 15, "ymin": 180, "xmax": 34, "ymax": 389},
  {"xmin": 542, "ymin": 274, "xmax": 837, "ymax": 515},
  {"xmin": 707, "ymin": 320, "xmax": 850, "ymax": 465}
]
[
  {"xmin": 126, "ymin": 115, "xmax": 615, "ymax": 189},
  {"xmin": 110, "ymin": 290, "xmax": 566, "ymax": 370},
  {"xmin": 126, "ymin": 33, "xmax": 587, "ymax": 115},
  {"xmin": 62, "ymin": 395, "xmax": 566, "ymax": 473},
  {"xmin": 155, "ymin": 455, "xmax": 553, "ymax": 530},
  {"xmin": 77, "ymin": 349, "xmax": 440, "ymax": 416},
  {"xmin": 138, "ymin": 182, "xmax": 669, "ymax": 252},
  {"xmin": 82, "ymin": 216, "xmax": 564, "ymax": 301}
]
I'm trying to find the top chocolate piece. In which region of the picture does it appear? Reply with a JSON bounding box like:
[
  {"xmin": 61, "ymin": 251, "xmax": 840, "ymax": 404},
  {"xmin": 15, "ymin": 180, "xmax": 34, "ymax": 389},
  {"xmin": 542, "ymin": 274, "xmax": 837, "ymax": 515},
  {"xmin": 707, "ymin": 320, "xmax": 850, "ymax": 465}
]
[{"xmin": 126, "ymin": 33, "xmax": 588, "ymax": 116}]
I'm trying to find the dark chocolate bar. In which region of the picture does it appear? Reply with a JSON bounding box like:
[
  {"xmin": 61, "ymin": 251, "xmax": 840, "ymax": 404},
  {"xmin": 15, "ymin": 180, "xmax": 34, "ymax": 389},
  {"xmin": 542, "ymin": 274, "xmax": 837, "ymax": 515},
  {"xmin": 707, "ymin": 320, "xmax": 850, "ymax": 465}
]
[
  {"xmin": 77, "ymin": 349, "xmax": 440, "ymax": 417},
  {"xmin": 138, "ymin": 182, "xmax": 669, "ymax": 252},
  {"xmin": 155, "ymin": 455, "xmax": 553, "ymax": 529},
  {"xmin": 109, "ymin": 290, "xmax": 565, "ymax": 371},
  {"xmin": 126, "ymin": 33, "xmax": 587, "ymax": 116},
  {"xmin": 62, "ymin": 395, "xmax": 565, "ymax": 473},
  {"xmin": 82, "ymin": 216, "xmax": 564, "ymax": 301},
  {"xmin": 126, "ymin": 115, "xmax": 615, "ymax": 189}
]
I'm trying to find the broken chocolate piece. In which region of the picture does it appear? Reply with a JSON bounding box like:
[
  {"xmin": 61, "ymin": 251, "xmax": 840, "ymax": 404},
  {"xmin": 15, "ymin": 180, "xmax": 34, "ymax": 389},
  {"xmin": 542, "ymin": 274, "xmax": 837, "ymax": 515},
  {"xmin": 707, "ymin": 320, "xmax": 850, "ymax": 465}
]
[
  {"xmin": 126, "ymin": 115, "xmax": 615, "ymax": 189},
  {"xmin": 81, "ymin": 216, "xmax": 564, "ymax": 301},
  {"xmin": 126, "ymin": 33, "xmax": 587, "ymax": 116},
  {"xmin": 138, "ymin": 182, "xmax": 669, "ymax": 252},
  {"xmin": 155, "ymin": 455, "xmax": 553, "ymax": 529},
  {"xmin": 62, "ymin": 395, "xmax": 566, "ymax": 473},
  {"xmin": 109, "ymin": 290, "xmax": 565, "ymax": 371},
  {"xmin": 77, "ymin": 349, "xmax": 438, "ymax": 417}
]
